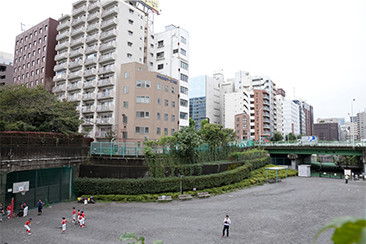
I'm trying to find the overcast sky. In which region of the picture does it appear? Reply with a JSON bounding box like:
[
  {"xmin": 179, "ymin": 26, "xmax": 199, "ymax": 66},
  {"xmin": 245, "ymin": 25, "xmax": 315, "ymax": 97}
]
[{"xmin": 1, "ymin": 0, "xmax": 365, "ymax": 121}]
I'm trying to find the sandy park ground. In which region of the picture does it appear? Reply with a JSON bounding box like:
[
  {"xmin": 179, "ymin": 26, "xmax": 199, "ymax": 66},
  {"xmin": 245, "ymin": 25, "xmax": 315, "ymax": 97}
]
[{"xmin": 0, "ymin": 177, "xmax": 365, "ymax": 244}]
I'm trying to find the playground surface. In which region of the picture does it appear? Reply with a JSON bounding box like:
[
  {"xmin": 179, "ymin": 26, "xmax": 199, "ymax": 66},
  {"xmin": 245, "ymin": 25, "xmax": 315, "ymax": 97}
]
[{"xmin": 0, "ymin": 177, "xmax": 365, "ymax": 244}]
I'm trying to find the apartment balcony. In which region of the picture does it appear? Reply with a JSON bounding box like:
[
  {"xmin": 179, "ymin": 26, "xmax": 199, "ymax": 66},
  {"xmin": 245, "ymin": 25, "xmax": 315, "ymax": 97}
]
[
  {"xmin": 86, "ymin": 34, "xmax": 99, "ymax": 44},
  {"xmin": 102, "ymin": 0, "xmax": 118, "ymax": 8},
  {"xmin": 83, "ymin": 80, "xmax": 96, "ymax": 88},
  {"xmin": 69, "ymin": 49, "xmax": 84, "ymax": 58},
  {"xmin": 55, "ymin": 52, "xmax": 68, "ymax": 61},
  {"xmin": 263, "ymin": 118, "xmax": 271, "ymax": 123},
  {"xmin": 70, "ymin": 37, "xmax": 85, "ymax": 47},
  {"xmin": 53, "ymin": 63, "xmax": 67, "ymax": 72},
  {"xmin": 99, "ymin": 41, "xmax": 116, "ymax": 52},
  {"xmin": 68, "ymin": 70, "xmax": 82, "ymax": 80},
  {"xmin": 82, "ymin": 105, "xmax": 95, "ymax": 113},
  {"xmin": 67, "ymin": 81, "xmax": 82, "ymax": 91},
  {"xmin": 87, "ymin": 12, "xmax": 101, "ymax": 22},
  {"xmin": 102, "ymin": 6, "xmax": 119, "ymax": 19},
  {"xmin": 263, "ymin": 94, "xmax": 270, "ymax": 100},
  {"xmin": 58, "ymin": 14, "xmax": 70, "ymax": 22},
  {"xmin": 53, "ymin": 73, "xmax": 67, "ymax": 82},
  {"xmin": 84, "ymin": 69, "xmax": 97, "ymax": 77},
  {"xmin": 82, "ymin": 93, "xmax": 96, "ymax": 101},
  {"xmin": 100, "ymin": 29, "xmax": 117, "ymax": 41},
  {"xmin": 263, "ymin": 105, "xmax": 270, "ymax": 112},
  {"xmin": 57, "ymin": 94, "xmax": 66, "ymax": 101},
  {"xmin": 98, "ymin": 66, "xmax": 115, "ymax": 75},
  {"xmin": 97, "ymin": 91, "xmax": 113, "ymax": 99},
  {"xmin": 72, "ymin": 4, "xmax": 87, "ymax": 17},
  {"xmin": 88, "ymin": 2, "xmax": 100, "ymax": 12},
  {"xmin": 96, "ymin": 104, "xmax": 114, "ymax": 112},
  {"xmin": 98, "ymin": 53, "xmax": 116, "ymax": 63},
  {"xmin": 57, "ymin": 21, "xmax": 70, "ymax": 31},
  {"xmin": 56, "ymin": 31, "xmax": 70, "ymax": 41},
  {"xmin": 97, "ymin": 77, "xmax": 114, "ymax": 87},
  {"xmin": 68, "ymin": 59, "xmax": 83, "ymax": 68},
  {"xmin": 263, "ymin": 112, "xmax": 271, "ymax": 118},
  {"xmin": 96, "ymin": 117, "xmax": 112, "ymax": 125},
  {"xmin": 68, "ymin": 93, "xmax": 82, "ymax": 102},
  {"xmin": 71, "ymin": 26, "xmax": 86, "ymax": 37},
  {"xmin": 55, "ymin": 42, "xmax": 69, "ymax": 51},
  {"xmin": 52, "ymin": 84, "xmax": 66, "ymax": 93},
  {"xmin": 262, "ymin": 100, "xmax": 270, "ymax": 106},
  {"xmin": 86, "ymin": 23, "xmax": 100, "ymax": 33},
  {"xmin": 72, "ymin": 16, "xmax": 86, "ymax": 27},
  {"xmin": 100, "ymin": 18, "xmax": 117, "ymax": 29},
  {"xmin": 84, "ymin": 57, "xmax": 97, "ymax": 65}
]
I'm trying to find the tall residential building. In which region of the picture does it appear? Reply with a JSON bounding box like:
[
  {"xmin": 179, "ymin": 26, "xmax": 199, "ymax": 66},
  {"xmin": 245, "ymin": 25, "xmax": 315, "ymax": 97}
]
[
  {"xmin": 53, "ymin": 0, "xmax": 154, "ymax": 141},
  {"xmin": 0, "ymin": 52, "xmax": 13, "ymax": 86},
  {"xmin": 234, "ymin": 113, "xmax": 250, "ymax": 140},
  {"xmin": 154, "ymin": 25, "xmax": 190, "ymax": 128},
  {"xmin": 13, "ymin": 18, "xmax": 59, "ymax": 92},
  {"xmin": 275, "ymin": 88, "xmax": 286, "ymax": 136},
  {"xmin": 357, "ymin": 110, "xmax": 366, "ymax": 140},
  {"xmin": 250, "ymin": 89, "xmax": 272, "ymax": 141},
  {"xmin": 189, "ymin": 75, "xmax": 221, "ymax": 129}
]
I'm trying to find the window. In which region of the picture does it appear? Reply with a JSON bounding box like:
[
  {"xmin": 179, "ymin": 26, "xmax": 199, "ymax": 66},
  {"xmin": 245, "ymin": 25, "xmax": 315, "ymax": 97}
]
[
  {"xmin": 39, "ymin": 28, "xmax": 43, "ymax": 34},
  {"xmin": 127, "ymin": 53, "xmax": 132, "ymax": 58},
  {"xmin": 27, "ymin": 62, "xmax": 30, "ymax": 68},
  {"xmin": 173, "ymin": 49, "xmax": 178, "ymax": 54},
  {"xmin": 180, "ymin": 86, "xmax": 188, "ymax": 94},
  {"xmin": 42, "ymin": 56, "xmax": 45, "ymax": 62},
  {"xmin": 164, "ymin": 128, "xmax": 168, "ymax": 135},
  {"xmin": 157, "ymin": 98, "xmax": 161, "ymax": 105},
  {"xmin": 157, "ymin": 82, "xmax": 161, "ymax": 90},
  {"xmin": 135, "ymin": 126, "xmax": 149, "ymax": 134},
  {"xmin": 181, "ymin": 36, "xmax": 186, "ymax": 44},
  {"xmin": 39, "ymin": 38, "xmax": 42, "ymax": 44},
  {"xmin": 37, "ymin": 58, "xmax": 40, "ymax": 64},
  {"xmin": 28, "ymin": 53, "xmax": 30, "ymax": 58},
  {"xmin": 164, "ymin": 114, "xmax": 168, "ymax": 121},
  {"xmin": 180, "ymin": 99, "xmax": 188, "ymax": 107},
  {"xmin": 43, "ymin": 46, "xmax": 46, "ymax": 51},
  {"xmin": 136, "ymin": 111, "xmax": 150, "ymax": 118},
  {"xmin": 36, "ymin": 69, "xmax": 39, "ymax": 74},
  {"xmin": 171, "ymin": 129, "xmax": 175, "ymax": 135},
  {"xmin": 129, "ymin": 9, "xmax": 134, "ymax": 13},
  {"xmin": 180, "ymin": 61, "xmax": 188, "ymax": 70},
  {"xmin": 33, "ymin": 41, "xmax": 36, "ymax": 46},
  {"xmin": 45, "ymin": 25, "xmax": 48, "ymax": 31},
  {"xmin": 41, "ymin": 67, "xmax": 44, "ymax": 73},
  {"xmin": 31, "ymin": 71, "xmax": 34, "ymax": 76},
  {"xmin": 156, "ymin": 127, "xmax": 161, "ymax": 135},
  {"xmin": 157, "ymin": 112, "xmax": 161, "ymax": 120},
  {"xmin": 136, "ymin": 96, "xmax": 150, "ymax": 103},
  {"xmin": 180, "ymin": 112, "xmax": 188, "ymax": 120},
  {"xmin": 150, "ymin": 53, "xmax": 154, "ymax": 57},
  {"xmin": 156, "ymin": 52, "xmax": 164, "ymax": 59},
  {"xmin": 171, "ymin": 101, "xmax": 175, "ymax": 108},
  {"xmin": 128, "ymin": 19, "xmax": 133, "ymax": 24},
  {"xmin": 128, "ymin": 30, "xmax": 133, "ymax": 36},
  {"xmin": 157, "ymin": 64, "xmax": 163, "ymax": 70},
  {"xmin": 33, "ymin": 50, "xmax": 35, "ymax": 56},
  {"xmin": 158, "ymin": 40, "xmax": 164, "ymax": 47},
  {"xmin": 171, "ymin": 87, "xmax": 175, "ymax": 94},
  {"xmin": 180, "ymin": 73, "xmax": 188, "ymax": 82},
  {"xmin": 136, "ymin": 80, "xmax": 151, "ymax": 88},
  {"xmin": 123, "ymin": 101, "xmax": 128, "ymax": 108},
  {"xmin": 180, "ymin": 48, "xmax": 186, "ymax": 56},
  {"xmin": 38, "ymin": 48, "xmax": 41, "ymax": 54},
  {"xmin": 171, "ymin": 115, "xmax": 175, "ymax": 122},
  {"xmin": 164, "ymin": 99, "xmax": 169, "ymax": 106},
  {"xmin": 123, "ymin": 86, "xmax": 129, "ymax": 94},
  {"xmin": 124, "ymin": 72, "xmax": 130, "ymax": 79},
  {"xmin": 127, "ymin": 42, "xmax": 133, "ymax": 47},
  {"xmin": 32, "ymin": 60, "xmax": 35, "ymax": 66},
  {"xmin": 44, "ymin": 35, "xmax": 47, "ymax": 41}
]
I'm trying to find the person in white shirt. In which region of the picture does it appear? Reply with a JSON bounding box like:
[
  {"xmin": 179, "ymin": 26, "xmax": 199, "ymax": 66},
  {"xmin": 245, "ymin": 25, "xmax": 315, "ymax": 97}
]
[
  {"xmin": 222, "ymin": 215, "xmax": 231, "ymax": 237},
  {"xmin": 345, "ymin": 174, "xmax": 349, "ymax": 184}
]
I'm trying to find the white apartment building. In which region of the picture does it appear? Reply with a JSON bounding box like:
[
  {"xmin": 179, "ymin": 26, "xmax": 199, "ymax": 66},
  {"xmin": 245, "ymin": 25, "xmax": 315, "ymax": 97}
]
[
  {"xmin": 275, "ymin": 88, "xmax": 286, "ymax": 136},
  {"xmin": 154, "ymin": 25, "xmax": 190, "ymax": 128},
  {"xmin": 224, "ymin": 91, "xmax": 250, "ymax": 129},
  {"xmin": 357, "ymin": 110, "xmax": 366, "ymax": 140},
  {"xmin": 282, "ymin": 100, "xmax": 300, "ymax": 135}
]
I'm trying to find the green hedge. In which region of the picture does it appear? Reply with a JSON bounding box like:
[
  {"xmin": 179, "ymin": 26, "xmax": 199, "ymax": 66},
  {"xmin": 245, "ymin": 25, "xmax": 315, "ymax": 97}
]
[{"xmin": 75, "ymin": 156, "xmax": 270, "ymax": 196}]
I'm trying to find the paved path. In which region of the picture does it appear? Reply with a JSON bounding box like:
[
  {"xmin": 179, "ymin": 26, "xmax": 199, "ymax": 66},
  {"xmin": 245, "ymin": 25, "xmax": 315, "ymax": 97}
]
[{"xmin": 0, "ymin": 177, "xmax": 365, "ymax": 244}]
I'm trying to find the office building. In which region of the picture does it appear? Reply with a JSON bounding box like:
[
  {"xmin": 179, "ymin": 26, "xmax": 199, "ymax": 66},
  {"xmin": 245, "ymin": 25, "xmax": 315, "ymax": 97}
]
[
  {"xmin": 13, "ymin": 18, "xmax": 59, "ymax": 92},
  {"xmin": 313, "ymin": 122, "xmax": 339, "ymax": 141},
  {"xmin": 357, "ymin": 110, "xmax": 366, "ymax": 140},
  {"xmin": 0, "ymin": 52, "xmax": 13, "ymax": 86},
  {"xmin": 282, "ymin": 100, "xmax": 300, "ymax": 136}
]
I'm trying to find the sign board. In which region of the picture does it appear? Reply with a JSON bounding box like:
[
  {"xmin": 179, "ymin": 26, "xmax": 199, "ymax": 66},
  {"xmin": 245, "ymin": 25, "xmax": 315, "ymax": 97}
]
[{"xmin": 139, "ymin": 0, "xmax": 160, "ymax": 14}]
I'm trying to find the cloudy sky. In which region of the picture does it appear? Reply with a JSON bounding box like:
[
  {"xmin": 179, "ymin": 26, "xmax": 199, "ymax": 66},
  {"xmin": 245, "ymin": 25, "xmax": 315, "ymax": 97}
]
[{"xmin": 1, "ymin": 0, "xmax": 365, "ymax": 121}]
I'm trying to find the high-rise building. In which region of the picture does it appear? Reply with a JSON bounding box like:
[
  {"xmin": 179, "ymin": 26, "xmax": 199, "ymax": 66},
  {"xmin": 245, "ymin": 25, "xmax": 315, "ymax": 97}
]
[
  {"xmin": 357, "ymin": 110, "xmax": 366, "ymax": 140},
  {"xmin": 189, "ymin": 75, "xmax": 221, "ymax": 129},
  {"xmin": 275, "ymin": 88, "xmax": 286, "ymax": 136},
  {"xmin": 314, "ymin": 122, "xmax": 339, "ymax": 141},
  {"xmin": 13, "ymin": 18, "xmax": 59, "ymax": 92},
  {"xmin": 0, "ymin": 52, "xmax": 13, "ymax": 86},
  {"xmin": 250, "ymin": 89, "xmax": 272, "ymax": 141},
  {"xmin": 154, "ymin": 25, "xmax": 190, "ymax": 128},
  {"xmin": 282, "ymin": 100, "xmax": 300, "ymax": 135}
]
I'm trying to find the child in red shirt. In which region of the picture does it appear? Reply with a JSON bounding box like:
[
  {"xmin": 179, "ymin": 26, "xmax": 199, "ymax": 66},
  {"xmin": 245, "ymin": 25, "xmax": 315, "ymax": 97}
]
[
  {"xmin": 72, "ymin": 207, "xmax": 76, "ymax": 223},
  {"xmin": 61, "ymin": 217, "xmax": 67, "ymax": 233},
  {"xmin": 25, "ymin": 218, "xmax": 32, "ymax": 235}
]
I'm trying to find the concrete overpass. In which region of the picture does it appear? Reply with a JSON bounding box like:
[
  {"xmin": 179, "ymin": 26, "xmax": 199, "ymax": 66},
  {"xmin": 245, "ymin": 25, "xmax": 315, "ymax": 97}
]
[{"xmin": 262, "ymin": 142, "xmax": 366, "ymax": 172}]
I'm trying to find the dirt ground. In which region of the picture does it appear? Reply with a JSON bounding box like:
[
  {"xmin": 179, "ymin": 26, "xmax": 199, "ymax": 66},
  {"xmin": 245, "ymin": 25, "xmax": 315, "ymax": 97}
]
[{"xmin": 0, "ymin": 177, "xmax": 365, "ymax": 244}]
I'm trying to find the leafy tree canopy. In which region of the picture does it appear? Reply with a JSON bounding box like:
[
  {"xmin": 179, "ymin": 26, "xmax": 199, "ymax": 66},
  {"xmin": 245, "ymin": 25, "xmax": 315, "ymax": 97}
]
[
  {"xmin": 199, "ymin": 122, "xmax": 236, "ymax": 148},
  {"xmin": 0, "ymin": 85, "xmax": 82, "ymax": 134},
  {"xmin": 271, "ymin": 132, "xmax": 283, "ymax": 142}
]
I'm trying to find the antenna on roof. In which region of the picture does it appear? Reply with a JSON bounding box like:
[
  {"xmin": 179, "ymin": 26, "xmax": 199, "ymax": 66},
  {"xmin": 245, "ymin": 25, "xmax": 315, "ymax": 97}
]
[{"xmin": 20, "ymin": 23, "xmax": 26, "ymax": 32}]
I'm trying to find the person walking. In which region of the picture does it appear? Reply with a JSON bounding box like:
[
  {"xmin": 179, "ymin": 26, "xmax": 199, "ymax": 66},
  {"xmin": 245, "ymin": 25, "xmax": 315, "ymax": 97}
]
[
  {"xmin": 78, "ymin": 212, "xmax": 84, "ymax": 228},
  {"xmin": 37, "ymin": 199, "xmax": 45, "ymax": 215},
  {"xmin": 0, "ymin": 203, "xmax": 4, "ymax": 222},
  {"xmin": 222, "ymin": 215, "xmax": 231, "ymax": 238},
  {"xmin": 23, "ymin": 202, "xmax": 28, "ymax": 217},
  {"xmin": 72, "ymin": 207, "xmax": 76, "ymax": 224},
  {"xmin": 81, "ymin": 211, "xmax": 85, "ymax": 227},
  {"xmin": 7, "ymin": 205, "xmax": 11, "ymax": 218},
  {"xmin": 61, "ymin": 217, "xmax": 67, "ymax": 233},
  {"xmin": 345, "ymin": 174, "xmax": 349, "ymax": 184},
  {"xmin": 25, "ymin": 218, "xmax": 32, "ymax": 236}
]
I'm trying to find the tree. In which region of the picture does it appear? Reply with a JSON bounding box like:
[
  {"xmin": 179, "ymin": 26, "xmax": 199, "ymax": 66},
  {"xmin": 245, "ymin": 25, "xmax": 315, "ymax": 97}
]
[
  {"xmin": 271, "ymin": 132, "xmax": 283, "ymax": 142},
  {"xmin": 199, "ymin": 123, "xmax": 236, "ymax": 149},
  {"xmin": 0, "ymin": 85, "xmax": 81, "ymax": 134},
  {"xmin": 171, "ymin": 125, "xmax": 202, "ymax": 164},
  {"xmin": 285, "ymin": 133, "xmax": 297, "ymax": 141}
]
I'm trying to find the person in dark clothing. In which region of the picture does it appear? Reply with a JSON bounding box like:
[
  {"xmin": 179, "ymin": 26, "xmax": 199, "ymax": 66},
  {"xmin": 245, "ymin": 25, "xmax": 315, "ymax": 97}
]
[{"xmin": 37, "ymin": 199, "xmax": 45, "ymax": 215}]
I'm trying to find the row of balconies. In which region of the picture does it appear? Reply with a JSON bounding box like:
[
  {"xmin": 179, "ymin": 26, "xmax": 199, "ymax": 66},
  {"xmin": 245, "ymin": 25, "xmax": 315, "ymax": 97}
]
[{"xmin": 55, "ymin": 40, "xmax": 116, "ymax": 60}]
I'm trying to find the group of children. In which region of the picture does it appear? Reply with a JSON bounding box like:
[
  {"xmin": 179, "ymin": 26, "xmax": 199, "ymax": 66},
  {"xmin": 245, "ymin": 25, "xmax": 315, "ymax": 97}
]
[{"xmin": 23, "ymin": 206, "xmax": 86, "ymax": 236}]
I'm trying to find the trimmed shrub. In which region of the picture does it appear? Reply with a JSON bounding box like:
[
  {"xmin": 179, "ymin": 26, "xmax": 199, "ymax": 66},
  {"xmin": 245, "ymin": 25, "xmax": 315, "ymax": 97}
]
[{"xmin": 75, "ymin": 156, "xmax": 270, "ymax": 196}]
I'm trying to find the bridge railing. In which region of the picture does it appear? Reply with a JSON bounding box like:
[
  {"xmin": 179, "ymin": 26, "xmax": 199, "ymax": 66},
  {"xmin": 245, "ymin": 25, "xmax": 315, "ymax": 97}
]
[{"xmin": 261, "ymin": 141, "xmax": 366, "ymax": 147}]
